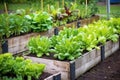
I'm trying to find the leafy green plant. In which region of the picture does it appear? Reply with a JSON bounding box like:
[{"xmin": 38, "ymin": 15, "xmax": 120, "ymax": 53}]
[
  {"xmin": 76, "ymin": 28, "xmax": 99, "ymax": 51},
  {"xmin": 0, "ymin": 53, "xmax": 14, "ymax": 75},
  {"xmin": 107, "ymin": 18, "xmax": 120, "ymax": 34},
  {"xmin": 13, "ymin": 57, "xmax": 45, "ymax": 79},
  {"xmin": 50, "ymin": 38, "xmax": 83, "ymax": 60},
  {"xmin": 28, "ymin": 36, "xmax": 51, "ymax": 57},
  {"xmin": 50, "ymin": 27, "xmax": 79, "ymax": 47},
  {"xmin": 26, "ymin": 11, "xmax": 53, "ymax": 32},
  {"xmin": 0, "ymin": 53, "xmax": 45, "ymax": 80},
  {"xmin": 0, "ymin": 13, "xmax": 32, "ymax": 41},
  {"xmin": 0, "ymin": 14, "xmax": 10, "ymax": 39},
  {"xmin": 91, "ymin": 20, "xmax": 119, "ymax": 43}
]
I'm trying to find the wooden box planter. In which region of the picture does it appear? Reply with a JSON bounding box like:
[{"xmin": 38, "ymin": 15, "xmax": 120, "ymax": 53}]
[
  {"xmin": 79, "ymin": 15, "xmax": 100, "ymax": 26},
  {"xmin": 24, "ymin": 47, "xmax": 101, "ymax": 80},
  {"xmin": 44, "ymin": 72, "xmax": 61, "ymax": 80},
  {"xmin": 104, "ymin": 40, "xmax": 119, "ymax": 58},
  {"xmin": 0, "ymin": 33, "xmax": 39, "ymax": 54},
  {"xmin": 0, "ymin": 31, "xmax": 52, "ymax": 54},
  {"xmin": 0, "ymin": 30, "xmax": 53, "ymax": 54}
]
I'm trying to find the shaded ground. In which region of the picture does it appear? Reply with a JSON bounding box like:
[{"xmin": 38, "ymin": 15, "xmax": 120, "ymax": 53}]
[{"xmin": 77, "ymin": 49, "xmax": 120, "ymax": 80}]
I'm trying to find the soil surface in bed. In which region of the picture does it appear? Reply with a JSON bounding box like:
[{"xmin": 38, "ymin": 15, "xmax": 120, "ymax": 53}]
[{"xmin": 77, "ymin": 49, "xmax": 120, "ymax": 80}]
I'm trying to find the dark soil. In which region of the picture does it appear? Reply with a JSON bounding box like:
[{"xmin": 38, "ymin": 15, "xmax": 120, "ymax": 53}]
[
  {"xmin": 1, "ymin": 72, "xmax": 52, "ymax": 80},
  {"xmin": 77, "ymin": 50, "xmax": 120, "ymax": 80},
  {"xmin": 36, "ymin": 72, "xmax": 52, "ymax": 80},
  {"xmin": 27, "ymin": 52, "xmax": 70, "ymax": 62}
]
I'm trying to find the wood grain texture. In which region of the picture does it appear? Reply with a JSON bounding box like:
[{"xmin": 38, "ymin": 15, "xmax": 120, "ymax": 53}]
[
  {"xmin": 105, "ymin": 40, "xmax": 119, "ymax": 58},
  {"xmin": 6, "ymin": 32, "xmax": 41, "ymax": 54}
]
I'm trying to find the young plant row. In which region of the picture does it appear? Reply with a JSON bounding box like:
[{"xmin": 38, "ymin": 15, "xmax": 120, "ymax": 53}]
[
  {"xmin": 27, "ymin": 18, "xmax": 120, "ymax": 61},
  {"xmin": 45, "ymin": 0, "xmax": 98, "ymax": 26},
  {"xmin": 0, "ymin": 53, "xmax": 45, "ymax": 80},
  {"xmin": 0, "ymin": 0, "xmax": 98, "ymax": 41},
  {"xmin": 0, "ymin": 11, "xmax": 52, "ymax": 40}
]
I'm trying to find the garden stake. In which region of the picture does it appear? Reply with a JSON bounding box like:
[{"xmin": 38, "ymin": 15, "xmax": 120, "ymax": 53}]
[
  {"xmin": 4, "ymin": 2, "xmax": 8, "ymax": 14},
  {"xmin": 86, "ymin": 0, "xmax": 88, "ymax": 16},
  {"xmin": 41, "ymin": 0, "xmax": 43, "ymax": 11},
  {"xmin": 74, "ymin": 0, "xmax": 76, "ymax": 3},
  {"xmin": 57, "ymin": 2, "xmax": 59, "ymax": 9},
  {"xmin": 101, "ymin": 45, "xmax": 105, "ymax": 61},
  {"xmin": 2, "ymin": 40, "xmax": 8, "ymax": 53},
  {"xmin": 47, "ymin": 4, "xmax": 50, "ymax": 13},
  {"xmin": 62, "ymin": 0, "xmax": 64, "ymax": 7}
]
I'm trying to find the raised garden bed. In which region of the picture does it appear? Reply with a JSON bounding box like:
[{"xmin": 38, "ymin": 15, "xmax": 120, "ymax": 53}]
[
  {"xmin": 0, "ymin": 15, "xmax": 100, "ymax": 54},
  {"xmin": 24, "ymin": 47, "xmax": 101, "ymax": 80},
  {"xmin": 52, "ymin": 15, "xmax": 100, "ymax": 35},
  {"xmin": 24, "ymin": 39, "xmax": 119, "ymax": 80},
  {"xmin": 62, "ymin": 15, "xmax": 99, "ymax": 28},
  {"xmin": 0, "ymin": 32, "xmax": 50, "ymax": 54}
]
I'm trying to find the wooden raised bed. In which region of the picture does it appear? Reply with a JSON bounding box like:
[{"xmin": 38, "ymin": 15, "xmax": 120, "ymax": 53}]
[
  {"xmin": 104, "ymin": 40, "xmax": 119, "ymax": 58},
  {"xmin": 49, "ymin": 15, "xmax": 100, "ymax": 36},
  {"xmin": 0, "ymin": 31, "xmax": 51, "ymax": 54},
  {"xmin": 24, "ymin": 47, "xmax": 101, "ymax": 80},
  {"xmin": 44, "ymin": 72, "xmax": 61, "ymax": 80},
  {"xmin": 78, "ymin": 15, "xmax": 100, "ymax": 26}
]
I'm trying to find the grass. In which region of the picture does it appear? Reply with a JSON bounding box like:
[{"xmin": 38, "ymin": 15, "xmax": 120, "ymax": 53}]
[
  {"xmin": 0, "ymin": 2, "xmax": 120, "ymax": 18},
  {"xmin": 97, "ymin": 5, "xmax": 120, "ymax": 15},
  {"xmin": 97, "ymin": 3, "xmax": 120, "ymax": 18}
]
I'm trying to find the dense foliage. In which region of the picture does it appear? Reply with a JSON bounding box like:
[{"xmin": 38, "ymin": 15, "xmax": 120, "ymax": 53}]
[
  {"xmin": 28, "ymin": 18, "xmax": 120, "ymax": 61},
  {"xmin": 0, "ymin": 11, "xmax": 53, "ymax": 41},
  {"xmin": 25, "ymin": 12, "xmax": 53, "ymax": 32},
  {"xmin": 0, "ymin": 53, "xmax": 45, "ymax": 80},
  {"xmin": 28, "ymin": 36, "xmax": 51, "ymax": 57}
]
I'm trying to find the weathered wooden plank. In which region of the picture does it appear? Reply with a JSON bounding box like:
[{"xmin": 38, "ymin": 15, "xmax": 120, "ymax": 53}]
[
  {"xmin": 24, "ymin": 56, "xmax": 70, "ymax": 72},
  {"xmin": 112, "ymin": 41, "xmax": 119, "ymax": 53},
  {"xmin": 104, "ymin": 41, "xmax": 112, "ymax": 58},
  {"xmin": 75, "ymin": 48, "xmax": 101, "ymax": 78},
  {"xmin": 105, "ymin": 40, "xmax": 119, "ymax": 58},
  {"xmin": 24, "ymin": 56, "xmax": 70, "ymax": 80},
  {"xmin": 2, "ymin": 32, "xmax": 41, "ymax": 54},
  {"xmin": 75, "ymin": 56, "xmax": 101, "ymax": 78}
]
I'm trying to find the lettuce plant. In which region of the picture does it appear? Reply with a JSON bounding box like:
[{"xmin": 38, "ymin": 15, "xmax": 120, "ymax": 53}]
[
  {"xmin": 26, "ymin": 11, "xmax": 53, "ymax": 32},
  {"xmin": 28, "ymin": 36, "xmax": 51, "ymax": 57},
  {"xmin": 0, "ymin": 53, "xmax": 45, "ymax": 80},
  {"xmin": 51, "ymin": 38, "xmax": 83, "ymax": 60}
]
